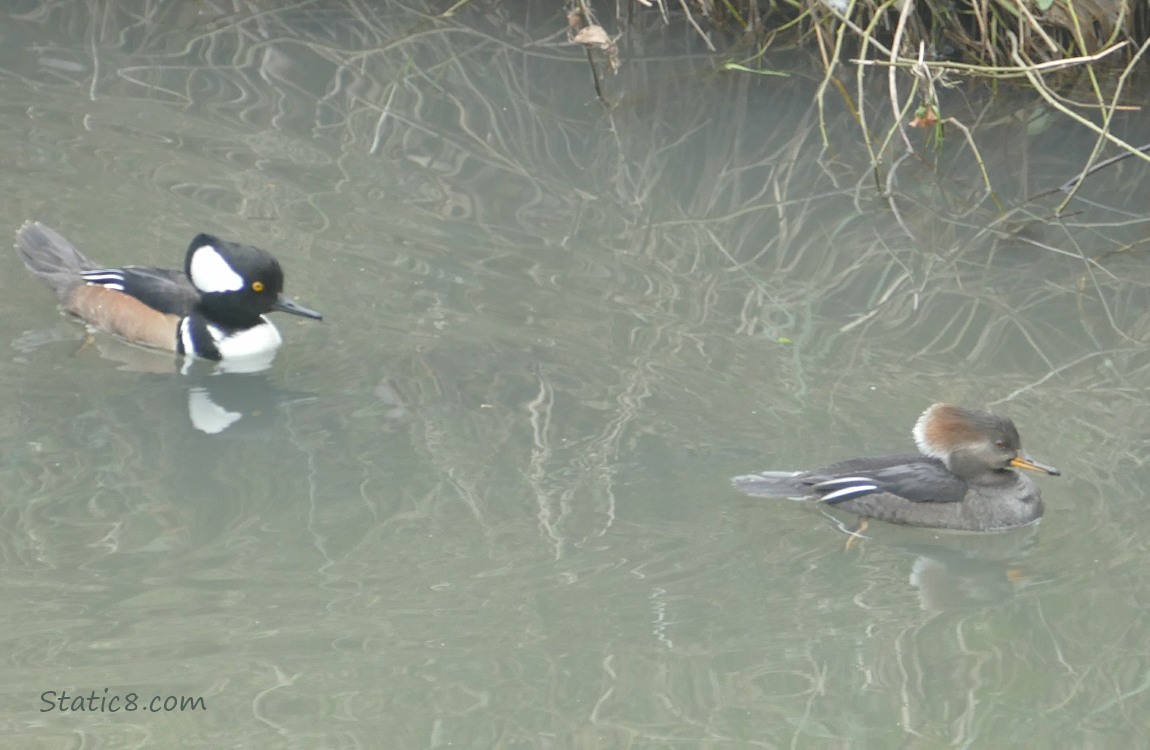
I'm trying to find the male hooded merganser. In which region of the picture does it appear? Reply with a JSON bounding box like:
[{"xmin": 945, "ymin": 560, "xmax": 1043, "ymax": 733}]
[
  {"xmin": 732, "ymin": 403, "xmax": 1060, "ymax": 531},
  {"xmin": 15, "ymin": 221, "xmax": 321, "ymax": 365}
]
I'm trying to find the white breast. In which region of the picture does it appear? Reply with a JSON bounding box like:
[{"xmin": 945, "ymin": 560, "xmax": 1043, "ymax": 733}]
[{"xmin": 208, "ymin": 319, "xmax": 282, "ymax": 356}]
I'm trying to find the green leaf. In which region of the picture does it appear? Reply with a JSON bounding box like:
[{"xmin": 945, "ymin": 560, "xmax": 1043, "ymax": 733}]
[{"xmin": 722, "ymin": 62, "xmax": 789, "ymax": 77}]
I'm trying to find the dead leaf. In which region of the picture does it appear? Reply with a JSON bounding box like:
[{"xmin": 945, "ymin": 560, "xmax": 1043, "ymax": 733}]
[
  {"xmin": 909, "ymin": 104, "xmax": 939, "ymax": 128},
  {"xmin": 573, "ymin": 25, "xmax": 610, "ymax": 48}
]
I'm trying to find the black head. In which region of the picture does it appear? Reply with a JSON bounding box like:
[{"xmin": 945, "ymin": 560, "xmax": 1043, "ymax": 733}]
[{"xmin": 185, "ymin": 234, "xmax": 321, "ymax": 329}]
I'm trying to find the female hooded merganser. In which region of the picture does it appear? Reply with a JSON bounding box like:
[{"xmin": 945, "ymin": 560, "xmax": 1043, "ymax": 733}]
[
  {"xmin": 15, "ymin": 221, "xmax": 321, "ymax": 365},
  {"xmin": 732, "ymin": 403, "xmax": 1060, "ymax": 531}
]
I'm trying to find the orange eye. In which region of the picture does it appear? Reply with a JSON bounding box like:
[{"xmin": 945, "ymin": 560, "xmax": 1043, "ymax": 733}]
[{"xmin": 252, "ymin": 281, "xmax": 265, "ymax": 292}]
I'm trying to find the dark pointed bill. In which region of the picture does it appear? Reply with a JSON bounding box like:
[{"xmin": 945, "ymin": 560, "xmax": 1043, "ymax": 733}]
[{"xmin": 273, "ymin": 295, "xmax": 323, "ymax": 320}]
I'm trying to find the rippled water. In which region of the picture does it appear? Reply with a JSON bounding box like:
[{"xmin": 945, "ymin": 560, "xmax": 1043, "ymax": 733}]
[{"xmin": 1, "ymin": 2, "xmax": 1148, "ymax": 747}]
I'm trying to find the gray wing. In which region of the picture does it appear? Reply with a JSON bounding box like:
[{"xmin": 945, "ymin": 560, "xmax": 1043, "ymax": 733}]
[
  {"xmin": 809, "ymin": 457, "xmax": 968, "ymax": 505},
  {"xmin": 82, "ymin": 265, "xmax": 199, "ymax": 317}
]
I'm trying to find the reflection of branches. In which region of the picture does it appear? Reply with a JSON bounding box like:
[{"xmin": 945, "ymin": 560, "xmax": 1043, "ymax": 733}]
[
  {"xmin": 10, "ymin": 5, "xmax": 1150, "ymax": 746},
  {"xmin": 11, "ymin": 0, "xmax": 1150, "ymax": 555}
]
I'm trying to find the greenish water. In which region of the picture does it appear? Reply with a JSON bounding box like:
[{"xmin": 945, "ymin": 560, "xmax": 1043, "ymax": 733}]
[{"xmin": 1, "ymin": 2, "xmax": 1148, "ymax": 748}]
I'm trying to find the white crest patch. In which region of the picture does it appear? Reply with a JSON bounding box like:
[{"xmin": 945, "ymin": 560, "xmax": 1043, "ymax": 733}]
[
  {"xmin": 912, "ymin": 404, "xmax": 946, "ymax": 459},
  {"xmin": 189, "ymin": 245, "xmax": 244, "ymax": 293}
]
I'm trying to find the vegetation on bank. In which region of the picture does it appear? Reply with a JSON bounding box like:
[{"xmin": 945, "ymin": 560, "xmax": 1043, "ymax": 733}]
[{"xmin": 556, "ymin": 0, "xmax": 1149, "ymax": 213}]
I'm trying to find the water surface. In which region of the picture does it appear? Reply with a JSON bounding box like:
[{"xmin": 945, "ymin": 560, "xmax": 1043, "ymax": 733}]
[{"xmin": 1, "ymin": 2, "xmax": 1148, "ymax": 747}]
